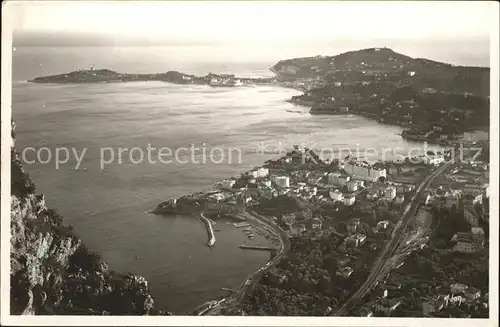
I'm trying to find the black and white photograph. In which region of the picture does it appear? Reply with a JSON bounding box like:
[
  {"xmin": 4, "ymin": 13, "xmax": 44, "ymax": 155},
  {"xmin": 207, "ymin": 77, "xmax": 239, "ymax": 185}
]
[{"xmin": 1, "ymin": 1, "xmax": 498, "ymax": 326}]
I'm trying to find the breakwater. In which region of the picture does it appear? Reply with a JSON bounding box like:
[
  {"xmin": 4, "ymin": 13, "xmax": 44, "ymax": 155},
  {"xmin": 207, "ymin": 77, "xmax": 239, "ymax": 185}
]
[{"xmin": 199, "ymin": 213, "xmax": 216, "ymax": 247}]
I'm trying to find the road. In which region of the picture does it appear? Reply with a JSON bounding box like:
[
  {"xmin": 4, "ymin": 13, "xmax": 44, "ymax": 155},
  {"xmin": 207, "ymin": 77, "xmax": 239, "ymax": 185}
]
[{"xmin": 334, "ymin": 162, "xmax": 451, "ymax": 316}]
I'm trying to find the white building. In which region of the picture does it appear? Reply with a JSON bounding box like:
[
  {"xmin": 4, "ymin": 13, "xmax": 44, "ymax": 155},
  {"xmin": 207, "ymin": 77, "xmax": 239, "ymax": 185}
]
[
  {"xmin": 220, "ymin": 179, "xmax": 236, "ymax": 190},
  {"xmin": 250, "ymin": 167, "xmax": 269, "ymax": 178},
  {"xmin": 261, "ymin": 180, "xmax": 272, "ymax": 187},
  {"xmin": 464, "ymin": 184, "xmax": 489, "ymax": 197},
  {"xmin": 343, "ymin": 195, "xmax": 356, "ymax": 206},
  {"xmin": 329, "ymin": 189, "xmax": 344, "ymax": 201},
  {"xmin": 272, "ymin": 175, "xmax": 290, "ymax": 188}
]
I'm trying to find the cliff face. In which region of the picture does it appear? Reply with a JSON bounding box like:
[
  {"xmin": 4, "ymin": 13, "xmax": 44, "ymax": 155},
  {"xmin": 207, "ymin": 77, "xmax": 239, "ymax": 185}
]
[{"xmin": 10, "ymin": 123, "xmax": 169, "ymax": 315}]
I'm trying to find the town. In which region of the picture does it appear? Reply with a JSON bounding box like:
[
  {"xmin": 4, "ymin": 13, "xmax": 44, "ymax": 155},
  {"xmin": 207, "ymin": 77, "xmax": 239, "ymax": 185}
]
[{"xmin": 154, "ymin": 133, "xmax": 489, "ymax": 317}]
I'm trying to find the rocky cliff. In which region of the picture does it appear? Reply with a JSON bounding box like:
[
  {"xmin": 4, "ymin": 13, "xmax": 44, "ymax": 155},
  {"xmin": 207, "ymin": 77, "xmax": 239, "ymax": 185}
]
[{"xmin": 10, "ymin": 122, "xmax": 170, "ymax": 315}]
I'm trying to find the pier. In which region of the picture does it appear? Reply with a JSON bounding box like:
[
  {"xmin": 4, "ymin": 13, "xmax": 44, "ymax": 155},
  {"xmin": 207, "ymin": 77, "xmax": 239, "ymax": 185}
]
[
  {"xmin": 239, "ymin": 245, "xmax": 278, "ymax": 251},
  {"xmin": 233, "ymin": 222, "xmax": 250, "ymax": 228},
  {"xmin": 200, "ymin": 213, "xmax": 216, "ymax": 247}
]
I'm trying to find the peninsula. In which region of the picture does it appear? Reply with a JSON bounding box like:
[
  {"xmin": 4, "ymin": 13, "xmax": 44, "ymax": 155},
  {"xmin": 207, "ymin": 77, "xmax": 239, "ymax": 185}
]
[{"xmin": 30, "ymin": 48, "xmax": 490, "ymax": 142}]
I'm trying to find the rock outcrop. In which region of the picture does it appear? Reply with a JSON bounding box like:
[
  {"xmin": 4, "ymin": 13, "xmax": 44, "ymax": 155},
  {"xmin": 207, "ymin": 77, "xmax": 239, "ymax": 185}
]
[{"xmin": 10, "ymin": 122, "xmax": 171, "ymax": 315}]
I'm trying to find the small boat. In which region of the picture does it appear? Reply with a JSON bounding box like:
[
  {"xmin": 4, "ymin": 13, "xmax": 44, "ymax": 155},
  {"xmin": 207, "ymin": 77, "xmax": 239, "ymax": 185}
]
[{"xmin": 286, "ymin": 109, "xmax": 303, "ymax": 113}]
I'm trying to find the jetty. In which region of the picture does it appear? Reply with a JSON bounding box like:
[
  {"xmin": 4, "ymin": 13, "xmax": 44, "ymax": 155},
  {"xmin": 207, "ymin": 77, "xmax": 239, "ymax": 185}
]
[
  {"xmin": 238, "ymin": 245, "xmax": 278, "ymax": 251},
  {"xmin": 200, "ymin": 213, "xmax": 216, "ymax": 247}
]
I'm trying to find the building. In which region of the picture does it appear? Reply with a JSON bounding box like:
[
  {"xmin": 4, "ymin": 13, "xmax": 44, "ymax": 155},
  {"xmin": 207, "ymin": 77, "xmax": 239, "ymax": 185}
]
[
  {"xmin": 450, "ymin": 283, "xmax": 468, "ymax": 294},
  {"xmin": 220, "ymin": 179, "xmax": 236, "ymax": 190},
  {"xmin": 395, "ymin": 194, "xmax": 405, "ymax": 205},
  {"xmin": 336, "ymin": 266, "xmax": 354, "ymax": 278},
  {"xmin": 345, "ymin": 233, "xmax": 366, "ymax": 248},
  {"xmin": 309, "ymin": 217, "xmax": 323, "ymax": 230},
  {"xmin": 464, "ymin": 208, "xmax": 479, "ymax": 226},
  {"xmin": 343, "ymin": 195, "xmax": 356, "ymax": 206},
  {"xmin": 329, "ymin": 189, "xmax": 344, "ymax": 201},
  {"xmin": 346, "ymin": 218, "xmax": 361, "ymax": 233},
  {"xmin": 327, "ymin": 172, "xmax": 342, "ymax": 184},
  {"xmin": 377, "ymin": 220, "xmax": 390, "ymax": 231},
  {"xmin": 261, "ymin": 179, "xmax": 272, "ymax": 187},
  {"xmin": 374, "ymin": 298, "xmax": 402, "ymax": 316},
  {"xmin": 343, "ymin": 160, "xmax": 387, "ymax": 182},
  {"xmin": 453, "ymin": 233, "xmax": 484, "ymax": 253},
  {"xmin": 384, "ymin": 186, "xmax": 397, "ymax": 201},
  {"xmin": 464, "ymin": 184, "xmax": 489, "ymax": 197},
  {"xmin": 443, "ymin": 196, "xmax": 459, "ymax": 210},
  {"xmin": 272, "ymin": 175, "xmax": 290, "ymax": 188},
  {"xmin": 338, "ymin": 175, "xmax": 351, "ymax": 187},
  {"xmin": 346, "ymin": 180, "xmax": 359, "ymax": 192},
  {"xmin": 290, "ymin": 222, "xmax": 306, "ymax": 236},
  {"xmin": 250, "ymin": 167, "xmax": 269, "ymax": 178},
  {"xmin": 464, "ymin": 287, "xmax": 481, "ymax": 300},
  {"xmin": 423, "ymin": 299, "xmax": 444, "ymax": 315},
  {"xmin": 471, "ymin": 226, "xmax": 485, "ymax": 237}
]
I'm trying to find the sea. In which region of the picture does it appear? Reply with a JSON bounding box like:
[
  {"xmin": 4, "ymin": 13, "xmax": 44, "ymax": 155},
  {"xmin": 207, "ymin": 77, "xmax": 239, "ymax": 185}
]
[{"xmin": 11, "ymin": 43, "xmax": 488, "ymax": 313}]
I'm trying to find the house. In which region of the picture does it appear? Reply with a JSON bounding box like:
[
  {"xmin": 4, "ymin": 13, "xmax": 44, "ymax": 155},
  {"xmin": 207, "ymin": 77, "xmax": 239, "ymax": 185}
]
[
  {"xmin": 346, "ymin": 218, "xmax": 361, "ymax": 233},
  {"xmin": 464, "ymin": 183, "xmax": 489, "ymax": 197},
  {"xmin": 220, "ymin": 179, "xmax": 236, "ymax": 190},
  {"xmin": 282, "ymin": 213, "xmax": 296, "ymax": 226},
  {"xmin": 290, "ymin": 222, "xmax": 306, "ymax": 236},
  {"xmin": 343, "ymin": 195, "xmax": 356, "ymax": 206},
  {"xmin": 336, "ymin": 266, "xmax": 354, "ymax": 278},
  {"xmin": 338, "ymin": 175, "xmax": 351, "ymax": 186},
  {"xmin": 374, "ymin": 298, "xmax": 402, "ymax": 315},
  {"xmin": 328, "ymin": 172, "xmax": 342, "ymax": 184},
  {"xmin": 443, "ymin": 196, "xmax": 459, "ymax": 210},
  {"xmin": 272, "ymin": 175, "xmax": 290, "ymax": 188},
  {"xmin": 309, "ymin": 217, "xmax": 323, "ymax": 230},
  {"xmin": 367, "ymin": 191, "xmax": 379, "ymax": 200},
  {"xmin": 471, "ymin": 227, "xmax": 485, "ymax": 237},
  {"xmin": 329, "ymin": 189, "xmax": 344, "ymax": 201},
  {"xmin": 464, "ymin": 287, "xmax": 481, "ymax": 300},
  {"xmin": 377, "ymin": 220, "xmax": 390, "ymax": 231},
  {"xmin": 345, "ymin": 233, "xmax": 367, "ymax": 248},
  {"xmin": 346, "ymin": 180, "xmax": 359, "ymax": 192},
  {"xmin": 450, "ymin": 283, "xmax": 468, "ymax": 294},
  {"xmin": 261, "ymin": 179, "xmax": 272, "ymax": 187},
  {"xmin": 395, "ymin": 194, "xmax": 405, "ymax": 205},
  {"xmin": 453, "ymin": 233, "xmax": 484, "ymax": 253},
  {"xmin": 384, "ymin": 186, "xmax": 397, "ymax": 201},
  {"xmin": 464, "ymin": 208, "xmax": 479, "ymax": 226},
  {"xmin": 422, "ymin": 298, "xmax": 444, "ymax": 314},
  {"xmin": 250, "ymin": 167, "xmax": 269, "ymax": 178}
]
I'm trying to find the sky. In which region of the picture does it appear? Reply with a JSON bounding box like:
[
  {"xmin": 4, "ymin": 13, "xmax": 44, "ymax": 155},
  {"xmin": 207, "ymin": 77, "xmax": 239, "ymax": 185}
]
[{"xmin": 8, "ymin": 1, "xmax": 494, "ymax": 45}]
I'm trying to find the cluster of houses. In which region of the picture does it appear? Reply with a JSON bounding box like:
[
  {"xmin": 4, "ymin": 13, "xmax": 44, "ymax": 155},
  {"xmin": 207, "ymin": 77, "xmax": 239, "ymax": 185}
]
[{"xmin": 423, "ymin": 179, "xmax": 488, "ymax": 254}]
